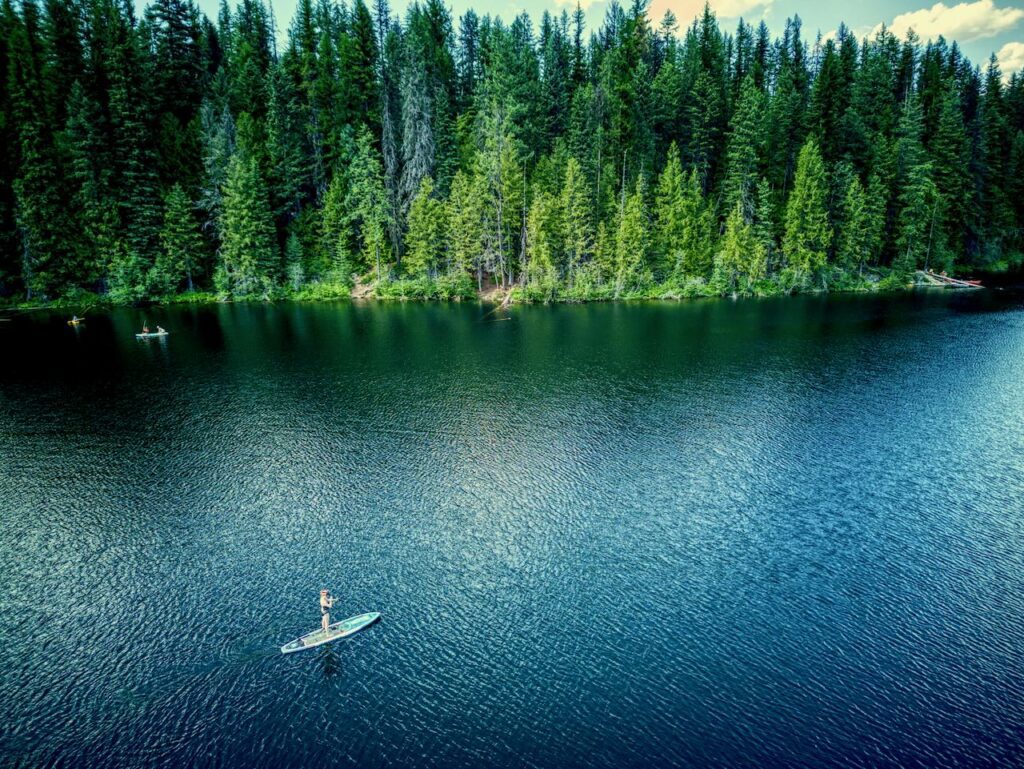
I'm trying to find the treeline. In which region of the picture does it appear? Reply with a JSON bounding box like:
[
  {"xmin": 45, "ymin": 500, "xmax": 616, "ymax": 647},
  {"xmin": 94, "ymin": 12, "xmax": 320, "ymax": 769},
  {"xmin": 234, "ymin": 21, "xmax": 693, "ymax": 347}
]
[{"xmin": 2, "ymin": 0, "xmax": 1024, "ymax": 304}]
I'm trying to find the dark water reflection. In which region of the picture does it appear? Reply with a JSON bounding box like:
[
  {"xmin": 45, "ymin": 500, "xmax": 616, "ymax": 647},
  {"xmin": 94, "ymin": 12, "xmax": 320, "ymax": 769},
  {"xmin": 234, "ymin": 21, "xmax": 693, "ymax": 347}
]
[{"xmin": 1, "ymin": 291, "xmax": 1024, "ymax": 768}]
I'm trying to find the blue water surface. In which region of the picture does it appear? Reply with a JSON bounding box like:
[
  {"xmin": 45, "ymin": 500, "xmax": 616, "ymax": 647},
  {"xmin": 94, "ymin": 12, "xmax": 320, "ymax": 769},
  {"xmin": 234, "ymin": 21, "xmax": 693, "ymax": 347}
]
[{"xmin": 1, "ymin": 292, "xmax": 1023, "ymax": 768}]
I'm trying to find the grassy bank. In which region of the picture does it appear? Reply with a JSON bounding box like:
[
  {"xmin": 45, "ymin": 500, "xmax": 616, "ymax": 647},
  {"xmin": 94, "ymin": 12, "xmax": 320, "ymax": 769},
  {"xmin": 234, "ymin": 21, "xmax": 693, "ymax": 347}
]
[{"xmin": 0, "ymin": 267, "xmax": 994, "ymax": 313}]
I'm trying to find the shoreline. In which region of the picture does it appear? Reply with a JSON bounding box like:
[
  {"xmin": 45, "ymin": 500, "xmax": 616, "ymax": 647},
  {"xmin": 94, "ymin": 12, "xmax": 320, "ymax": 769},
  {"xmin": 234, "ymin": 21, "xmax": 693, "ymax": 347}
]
[
  {"xmin": 2, "ymin": 271, "xmax": 1013, "ymax": 314},
  {"xmin": 0, "ymin": 279, "xmax": 903, "ymax": 313}
]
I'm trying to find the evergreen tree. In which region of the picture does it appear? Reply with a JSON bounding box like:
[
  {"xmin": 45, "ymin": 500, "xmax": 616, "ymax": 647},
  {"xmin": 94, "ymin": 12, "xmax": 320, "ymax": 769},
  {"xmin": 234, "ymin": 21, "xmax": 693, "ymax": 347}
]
[
  {"xmin": 893, "ymin": 98, "xmax": 936, "ymax": 274},
  {"xmin": 929, "ymin": 85, "xmax": 967, "ymax": 262},
  {"xmin": 154, "ymin": 183, "xmax": 204, "ymax": 293},
  {"xmin": 0, "ymin": 0, "xmax": 1019, "ymax": 302},
  {"xmin": 346, "ymin": 126, "xmax": 390, "ymax": 279},
  {"xmin": 653, "ymin": 142, "xmax": 684, "ymax": 278},
  {"xmin": 714, "ymin": 203, "xmax": 765, "ymax": 293},
  {"xmin": 614, "ymin": 177, "xmax": 650, "ymax": 294},
  {"xmin": 753, "ymin": 178, "xmax": 779, "ymax": 272},
  {"xmin": 219, "ymin": 151, "xmax": 277, "ymax": 296},
  {"xmin": 321, "ymin": 163, "xmax": 353, "ymax": 280},
  {"xmin": 721, "ymin": 75, "xmax": 765, "ymax": 223},
  {"xmin": 447, "ymin": 169, "xmax": 483, "ymax": 280},
  {"xmin": 676, "ymin": 169, "xmax": 715, "ymax": 281},
  {"xmin": 836, "ymin": 175, "xmax": 869, "ymax": 273},
  {"xmin": 526, "ymin": 188, "xmax": 561, "ymax": 287},
  {"xmin": 783, "ymin": 137, "xmax": 832, "ymax": 287},
  {"xmin": 404, "ymin": 176, "xmax": 447, "ymax": 277},
  {"xmin": 560, "ymin": 156, "xmax": 592, "ymax": 284}
]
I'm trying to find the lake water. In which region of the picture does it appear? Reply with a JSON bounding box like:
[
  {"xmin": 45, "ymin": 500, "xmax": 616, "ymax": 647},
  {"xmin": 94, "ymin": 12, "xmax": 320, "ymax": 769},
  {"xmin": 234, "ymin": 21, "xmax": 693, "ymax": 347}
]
[{"xmin": 2, "ymin": 292, "xmax": 1024, "ymax": 768}]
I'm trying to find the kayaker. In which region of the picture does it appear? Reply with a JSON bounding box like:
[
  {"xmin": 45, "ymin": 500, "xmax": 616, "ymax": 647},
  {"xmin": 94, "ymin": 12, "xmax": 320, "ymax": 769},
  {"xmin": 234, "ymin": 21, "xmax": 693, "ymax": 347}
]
[
  {"xmin": 320, "ymin": 589, "xmax": 337, "ymax": 632},
  {"xmin": 142, "ymin": 323, "xmax": 149, "ymax": 334},
  {"xmin": 156, "ymin": 325, "xmax": 165, "ymax": 334}
]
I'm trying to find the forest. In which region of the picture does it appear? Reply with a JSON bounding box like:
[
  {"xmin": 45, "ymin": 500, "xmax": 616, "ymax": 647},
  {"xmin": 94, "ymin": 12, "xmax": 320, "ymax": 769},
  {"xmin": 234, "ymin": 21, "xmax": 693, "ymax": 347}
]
[{"xmin": 1, "ymin": 0, "xmax": 1024, "ymax": 305}]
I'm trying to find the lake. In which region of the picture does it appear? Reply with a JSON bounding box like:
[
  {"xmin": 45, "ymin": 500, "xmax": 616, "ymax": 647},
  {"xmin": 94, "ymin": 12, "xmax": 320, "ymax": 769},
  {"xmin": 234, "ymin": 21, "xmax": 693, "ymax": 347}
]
[{"xmin": 2, "ymin": 292, "xmax": 1024, "ymax": 768}]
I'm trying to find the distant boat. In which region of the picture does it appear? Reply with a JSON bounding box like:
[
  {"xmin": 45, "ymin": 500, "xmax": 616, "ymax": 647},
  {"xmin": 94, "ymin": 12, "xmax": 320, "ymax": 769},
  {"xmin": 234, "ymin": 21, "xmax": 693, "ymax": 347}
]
[
  {"xmin": 135, "ymin": 329, "xmax": 168, "ymax": 338},
  {"xmin": 67, "ymin": 317, "xmax": 83, "ymax": 326}
]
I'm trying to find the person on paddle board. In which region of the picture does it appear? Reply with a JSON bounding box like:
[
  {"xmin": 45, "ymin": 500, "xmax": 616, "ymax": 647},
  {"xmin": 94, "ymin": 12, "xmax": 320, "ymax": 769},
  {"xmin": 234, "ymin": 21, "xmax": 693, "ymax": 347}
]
[{"xmin": 320, "ymin": 589, "xmax": 337, "ymax": 632}]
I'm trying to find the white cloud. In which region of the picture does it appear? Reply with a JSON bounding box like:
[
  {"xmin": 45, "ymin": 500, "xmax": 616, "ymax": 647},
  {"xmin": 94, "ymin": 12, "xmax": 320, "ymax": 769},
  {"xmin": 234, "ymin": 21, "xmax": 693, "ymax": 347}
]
[
  {"xmin": 871, "ymin": 1, "xmax": 1024, "ymax": 44},
  {"xmin": 997, "ymin": 42, "xmax": 1024, "ymax": 78},
  {"xmin": 646, "ymin": 0, "xmax": 772, "ymax": 27}
]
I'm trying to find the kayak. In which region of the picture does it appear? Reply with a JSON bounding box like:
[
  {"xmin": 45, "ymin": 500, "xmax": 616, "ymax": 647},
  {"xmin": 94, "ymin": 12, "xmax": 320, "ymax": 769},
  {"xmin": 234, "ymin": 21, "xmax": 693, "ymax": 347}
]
[
  {"xmin": 68, "ymin": 319, "xmax": 82, "ymax": 326},
  {"xmin": 280, "ymin": 612, "xmax": 380, "ymax": 654},
  {"xmin": 135, "ymin": 331, "xmax": 168, "ymax": 338}
]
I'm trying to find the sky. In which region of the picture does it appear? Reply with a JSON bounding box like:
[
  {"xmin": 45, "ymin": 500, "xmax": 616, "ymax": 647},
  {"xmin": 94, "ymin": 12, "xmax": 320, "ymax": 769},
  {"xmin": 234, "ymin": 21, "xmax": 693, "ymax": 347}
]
[{"xmin": 191, "ymin": 0, "xmax": 1024, "ymax": 77}]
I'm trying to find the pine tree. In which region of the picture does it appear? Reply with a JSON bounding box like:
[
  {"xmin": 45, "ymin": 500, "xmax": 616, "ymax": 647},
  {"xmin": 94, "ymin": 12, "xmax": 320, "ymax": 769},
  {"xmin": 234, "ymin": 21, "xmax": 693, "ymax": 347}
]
[
  {"xmin": 653, "ymin": 142, "xmax": 684, "ymax": 278},
  {"xmin": 526, "ymin": 189, "xmax": 561, "ymax": 287},
  {"xmin": 476, "ymin": 96, "xmax": 522, "ymax": 287},
  {"xmin": 107, "ymin": 12, "xmax": 163, "ymax": 275},
  {"xmin": 285, "ymin": 230, "xmax": 306, "ymax": 290},
  {"xmin": 614, "ymin": 177, "xmax": 651, "ymax": 294},
  {"xmin": 447, "ymin": 169, "xmax": 483, "ymax": 280},
  {"xmin": 265, "ymin": 64, "xmax": 308, "ymax": 226},
  {"xmin": 199, "ymin": 102, "xmax": 235, "ymax": 241},
  {"xmin": 560, "ymin": 156, "xmax": 592, "ymax": 285},
  {"xmin": 752, "ymin": 178, "xmax": 778, "ymax": 273},
  {"xmin": 836, "ymin": 175, "xmax": 869, "ymax": 274},
  {"xmin": 8, "ymin": 0, "xmax": 75, "ymax": 299},
  {"xmin": 930, "ymin": 85, "xmax": 967, "ymax": 263},
  {"xmin": 219, "ymin": 152, "xmax": 277, "ymax": 296},
  {"xmin": 321, "ymin": 166, "xmax": 353, "ymax": 280},
  {"xmin": 714, "ymin": 202, "xmax": 765, "ymax": 293},
  {"xmin": 677, "ymin": 169, "xmax": 715, "ymax": 281},
  {"xmin": 404, "ymin": 176, "xmax": 447, "ymax": 278},
  {"xmin": 346, "ymin": 126, "xmax": 390, "ymax": 279},
  {"xmin": 400, "ymin": 50, "xmax": 436, "ymax": 220},
  {"xmin": 893, "ymin": 98, "xmax": 936, "ymax": 274},
  {"xmin": 64, "ymin": 81, "xmax": 113, "ymax": 288},
  {"xmin": 345, "ymin": 0, "xmax": 379, "ymax": 131},
  {"xmin": 783, "ymin": 138, "xmax": 832, "ymax": 288},
  {"xmin": 154, "ymin": 183, "xmax": 204, "ymax": 294},
  {"xmin": 721, "ymin": 75, "xmax": 765, "ymax": 223}
]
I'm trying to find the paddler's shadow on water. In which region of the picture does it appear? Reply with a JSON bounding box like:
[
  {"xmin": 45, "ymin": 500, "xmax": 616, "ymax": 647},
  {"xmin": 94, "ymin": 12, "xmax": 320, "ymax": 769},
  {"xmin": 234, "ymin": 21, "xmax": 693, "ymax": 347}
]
[{"xmin": 317, "ymin": 646, "xmax": 342, "ymax": 678}]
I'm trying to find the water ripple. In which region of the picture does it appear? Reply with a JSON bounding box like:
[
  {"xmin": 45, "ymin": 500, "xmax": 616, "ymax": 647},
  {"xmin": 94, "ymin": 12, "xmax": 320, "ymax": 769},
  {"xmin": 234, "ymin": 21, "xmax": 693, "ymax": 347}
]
[{"xmin": 1, "ymin": 294, "xmax": 1024, "ymax": 768}]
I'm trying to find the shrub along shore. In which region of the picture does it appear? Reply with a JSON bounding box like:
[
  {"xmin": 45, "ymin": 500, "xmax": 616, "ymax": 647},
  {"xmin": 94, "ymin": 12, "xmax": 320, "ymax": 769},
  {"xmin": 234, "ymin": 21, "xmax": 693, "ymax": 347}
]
[{"xmin": 6, "ymin": 264, "xmax": 1000, "ymax": 312}]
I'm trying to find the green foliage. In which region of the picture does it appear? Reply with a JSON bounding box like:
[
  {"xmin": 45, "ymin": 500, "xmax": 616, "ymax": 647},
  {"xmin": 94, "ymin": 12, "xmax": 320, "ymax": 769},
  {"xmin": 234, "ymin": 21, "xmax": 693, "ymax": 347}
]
[
  {"xmin": 1, "ymin": 0, "xmax": 1019, "ymax": 306},
  {"xmin": 526, "ymin": 189, "xmax": 561, "ymax": 287},
  {"xmin": 375, "ymin": 274, "xmax": 475, "ymax": 300},
  {"xmin": 289, "ymin": 280, "xmax": 351, "ymax": 301},
  {"xmin": 836, "ymin": 176, "xmax": 870, "ymax": 273},
  {"xmin": 615, "ymin": 178, "xmax": 652, "ymax": 295},
  {"xmin": 404, "ymin": 177, "xmax": 448, "ymax": 278},
  {"xmin": 714, "ymin": 203, "xmax": 766, "ymax": 293},
  {"xmin": 220, "ymin": 152, "xmax": 278, "ymax": 297},
  {"xmin": 721, "ymin": 75, "xmax": 765, "ymax": 223},
  {"xmin": 560, "ymin": 157, "xmax": 592, "ymax": 282},
  {"xmin": 154, "ymin": 184, "xmax": 204, "ymax": 295},
  {"xmin": 346, "ymin": 126, "xmax": 390, "ymax": 279},
  {"xmin": 446, "ymin": 170, "xmax": 483, "ymax": 279},
  {"xmin": 784, "ymin": 138, "xmax": 833, "ymax": 288},
  {"xmin": 893, "ymin": 98, "xmax": 937, "ymax": 275},
  {"xmin": 655, "ymin": 147, "xmax": 715, "ymax": 283}
]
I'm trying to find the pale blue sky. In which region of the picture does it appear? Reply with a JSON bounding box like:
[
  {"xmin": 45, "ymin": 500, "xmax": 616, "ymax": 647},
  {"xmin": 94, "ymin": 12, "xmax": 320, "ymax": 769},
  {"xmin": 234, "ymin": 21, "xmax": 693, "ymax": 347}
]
[{"xmin": 188, "ymin": 0, "xmax": 1024, "ymax": 76}]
